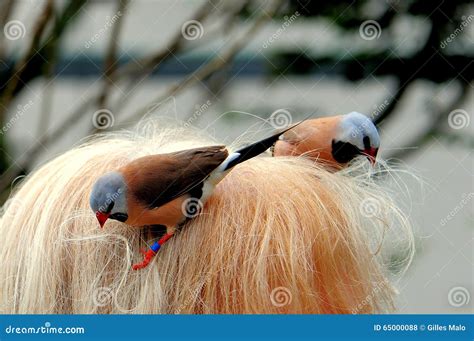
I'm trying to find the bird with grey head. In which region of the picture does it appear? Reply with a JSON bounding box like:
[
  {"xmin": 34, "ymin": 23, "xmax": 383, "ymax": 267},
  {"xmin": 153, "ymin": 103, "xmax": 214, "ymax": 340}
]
[
  {"xmin": 90, "ymin": 171, "xmax": 129, "ymax": 227},
  {"xmin": 273, "ymin": 111, "xmax": 380, "ymax": 167}
]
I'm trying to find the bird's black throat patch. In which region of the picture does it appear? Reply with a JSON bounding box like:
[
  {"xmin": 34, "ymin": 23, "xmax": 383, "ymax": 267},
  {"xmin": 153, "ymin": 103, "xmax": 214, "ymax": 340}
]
[
  {"xmin": 109, "ymin": 212, "xmax": 128, "ymax": 222},
  {"xmin": 331, "ymin": 139, "xmax": 361, "ymax": 163}
]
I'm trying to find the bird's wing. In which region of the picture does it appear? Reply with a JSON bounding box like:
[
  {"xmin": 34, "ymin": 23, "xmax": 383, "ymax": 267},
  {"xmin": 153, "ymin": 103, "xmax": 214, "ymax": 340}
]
[
  {"xmin": 280, "ymin": 125, "xmax": 312, "ymax": 145},
  {"xmin": 124, "ymin": 146, "xmax": 228, "ymax": 209}
]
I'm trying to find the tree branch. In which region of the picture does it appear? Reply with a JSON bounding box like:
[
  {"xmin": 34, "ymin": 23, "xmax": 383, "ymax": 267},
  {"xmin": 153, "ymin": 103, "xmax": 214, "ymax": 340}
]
[
  {"xmin": 0, "ymin": 0, "xmax": 16, "ymax": 59},
  {"xmin": 110, "ymin": 0, "xmax": 219, "ymax": 115},
  {"xmin": 0, "ymin": 0, "xmax": 87, "ymax": 103},
  {"xmin": 386, "ymin": 82, "xmax": 471, "ymax": 160},
  {"xmin": 0, "ymin": 1, "xmax": 228, "ymax": 192},
  {"xmin": 129, "ymin": 0, "xmax": 284, "ymax": 122},
  {"xmin": 0, "ymin": 0, "xmax": 54, "ymax": 121},
  {"xmin": 373, "ymin": 76, "xmax": 412, "ymax": 126},
  {"xmin": 96, "ymin": 0, "xmax": 130, "ymax": 109}
]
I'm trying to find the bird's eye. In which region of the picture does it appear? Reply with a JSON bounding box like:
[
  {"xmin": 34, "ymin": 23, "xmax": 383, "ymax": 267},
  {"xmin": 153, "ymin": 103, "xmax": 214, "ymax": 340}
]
[
  {"xmin": 105, "ymin": 201, "xmax": 114, "ymax": 213},
  {"xmin": 363, "ymin": 136, "xmax": 371, "ymax": 150},
  {"xmin": 331, "ymin": 139, "xmax": 361, "ymax": 163}
]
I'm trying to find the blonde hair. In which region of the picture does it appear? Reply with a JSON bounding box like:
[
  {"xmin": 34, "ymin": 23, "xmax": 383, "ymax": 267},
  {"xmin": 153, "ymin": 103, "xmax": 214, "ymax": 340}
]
[{"xmin": 0, "ymin": 121, "xmax": 413, "ymax": 314}]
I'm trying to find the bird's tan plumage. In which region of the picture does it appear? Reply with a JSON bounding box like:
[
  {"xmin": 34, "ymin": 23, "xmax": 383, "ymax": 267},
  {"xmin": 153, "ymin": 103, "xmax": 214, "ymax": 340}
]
[
  {"xmin": 274, "ymin": 116, "xmax": 341, "ymax": 166},
  {"xmin": 121, "ymin": 145, "xmax": 228, "ymax": 227},
  {"xmin": 126, "ymin": 196, "xmax": 186, "ymax": 229}
]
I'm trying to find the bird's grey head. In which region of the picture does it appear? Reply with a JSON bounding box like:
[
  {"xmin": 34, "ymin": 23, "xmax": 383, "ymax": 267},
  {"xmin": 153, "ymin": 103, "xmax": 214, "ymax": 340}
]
[
  {"xmin": 90, "ymin": 171, "xmax": 128, "ymax": 227},
  {"xmin": 332, "ymin": 111, "xmax": 380, "ymax": 164}
]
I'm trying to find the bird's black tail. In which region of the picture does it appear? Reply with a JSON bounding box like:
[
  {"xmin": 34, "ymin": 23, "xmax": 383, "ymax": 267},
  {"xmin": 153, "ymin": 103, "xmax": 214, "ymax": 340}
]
[{"xmin": 223, "ymin": 121, "xmax": 304, "ymax": 170}]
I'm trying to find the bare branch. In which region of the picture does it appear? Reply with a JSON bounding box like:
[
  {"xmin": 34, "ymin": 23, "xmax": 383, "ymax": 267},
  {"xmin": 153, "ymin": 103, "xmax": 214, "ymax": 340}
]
[
  {"xmin": 96, "ymin": 0, "xmax": 130, "ymax": 109},
  {"xmin": 0, "ymin": 0, "xmax": 15, "ymax": 27},
  {"xmin": 129, "ymin": 0, "xmax": 284, "ymax": 122},
  {"xmin": 116, "ymin": 1, "xmax": 216, "ymax": 80},
  {"xmin": 0, "ymin": 0, "xmax": 282, "ymax": 194},
  {"xmin": 0, "ymin": 1, "xmax": 223, "ymax": 190},
  {"xmin": 0, "ymin": 0, "xmax": 54, "ymax": 120},
  {"xmin": 110, "ymin": 0, "xmax": 219, "ymax": 115},
  {"xmin": 386, "ymin": 82, "xmax": 471, "ymax": 160},
  {"xmin": 0, "ymin": 0, "xmax": 16, "ymax": 58},
  {"xmin": 373, "ymin": 77, "xmax": 412, "ymax": 126}
]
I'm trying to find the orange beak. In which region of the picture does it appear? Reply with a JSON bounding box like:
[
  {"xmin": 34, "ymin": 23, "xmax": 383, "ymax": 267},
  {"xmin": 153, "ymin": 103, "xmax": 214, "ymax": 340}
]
[
  {"xmin": 96, "ymin": 211, "xmax": 110, "ymax": 228},
  {"xmin": 364, "ymin": 147, "xmax": 378, "ymax": 165}
]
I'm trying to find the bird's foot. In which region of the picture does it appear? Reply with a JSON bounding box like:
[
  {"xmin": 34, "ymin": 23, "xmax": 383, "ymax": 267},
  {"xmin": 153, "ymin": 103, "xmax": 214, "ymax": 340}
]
[
  {"xmin": 132, "ymin": 233, "xmax": 175, "ymax": 271},
  {"xmin": 132, "ymin": 249, "xmax": 156, "ymax": 270},
  {"xmin": 158, "ymin": 232, "xmax": 174, "ymax": 245}
]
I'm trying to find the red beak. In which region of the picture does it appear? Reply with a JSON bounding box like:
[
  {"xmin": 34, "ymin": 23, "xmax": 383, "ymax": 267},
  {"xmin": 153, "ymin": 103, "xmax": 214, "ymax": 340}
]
[
  {"xmin": 364, "ymin": 147, "xmax": 378, "ymax": 165},
  {"xmin": 96, "ymin": 211, "xmax": 110, "ymax": 228}
]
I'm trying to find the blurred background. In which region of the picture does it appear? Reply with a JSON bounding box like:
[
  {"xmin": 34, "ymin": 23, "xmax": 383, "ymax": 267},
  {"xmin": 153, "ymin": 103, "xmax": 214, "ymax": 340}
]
[{"xmin": 0, "ymin": 0, "xmax": 472, "ymax": 313}]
